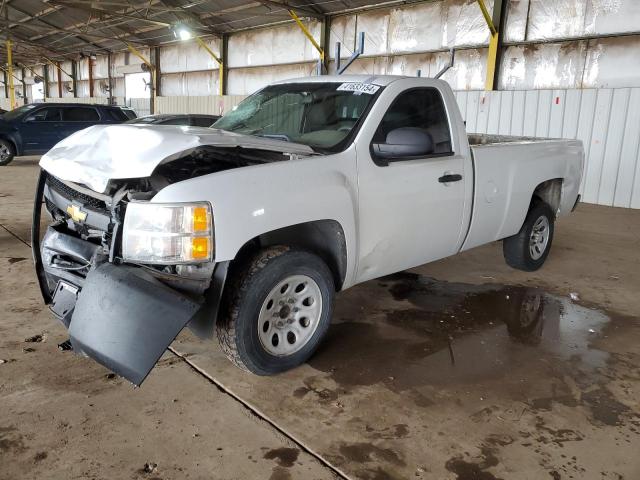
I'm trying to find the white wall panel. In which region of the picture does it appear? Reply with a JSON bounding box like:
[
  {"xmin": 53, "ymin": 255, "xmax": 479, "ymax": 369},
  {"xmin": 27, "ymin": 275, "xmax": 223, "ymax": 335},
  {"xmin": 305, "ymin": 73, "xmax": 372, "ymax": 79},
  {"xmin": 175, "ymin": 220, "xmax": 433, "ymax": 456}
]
[
  {"xmin": 156, "ymin": 95, "xmax": 245, "ymax": 116},
  {"xmin": 228, "ymin": 22, "xmax": 321, "ymax": 68},
  {"xmin": 160, "ymin": 38, "xmax": 222, "ymax": 73},
  {"xmin": 455, "ymin": 87, "xmax": 640, "ymax": 208}
]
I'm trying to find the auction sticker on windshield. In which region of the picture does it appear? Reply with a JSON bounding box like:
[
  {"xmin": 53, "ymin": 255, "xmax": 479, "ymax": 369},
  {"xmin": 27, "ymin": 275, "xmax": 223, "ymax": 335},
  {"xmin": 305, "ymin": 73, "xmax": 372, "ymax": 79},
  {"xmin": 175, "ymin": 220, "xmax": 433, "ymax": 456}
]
[{"xmin": 336, "ymin": 83, "xmax": 380, "ymax": 95}]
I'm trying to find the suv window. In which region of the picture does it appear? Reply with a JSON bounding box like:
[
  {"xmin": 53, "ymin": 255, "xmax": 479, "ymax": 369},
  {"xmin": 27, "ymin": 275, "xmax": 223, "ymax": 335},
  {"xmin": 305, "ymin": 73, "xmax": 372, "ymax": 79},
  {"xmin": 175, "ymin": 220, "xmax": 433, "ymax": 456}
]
[
  {"xmin": 161, "ymin": 117, "xmax": 190, "ymax": 126},
  {"xmin": 191, "ymin": 117, "xmax": 216, "ymax": 127},
  {"xmin": 105, "ymin": 108, "xmax": 129, "ymax": 122},
  {"xmin": 63, "ymin": 107, "xmax": 100, "ymax": 122},
  {"xmin": 121, "ymin": 108, "xmax": 137, "ymax": 120},
  {"xmin": 26, "ymin": 107, "xmax": 63, "ymax": 122},
  {"xmin": 372, "ymin": 88, "xmax": 452, "ymax": 156}
]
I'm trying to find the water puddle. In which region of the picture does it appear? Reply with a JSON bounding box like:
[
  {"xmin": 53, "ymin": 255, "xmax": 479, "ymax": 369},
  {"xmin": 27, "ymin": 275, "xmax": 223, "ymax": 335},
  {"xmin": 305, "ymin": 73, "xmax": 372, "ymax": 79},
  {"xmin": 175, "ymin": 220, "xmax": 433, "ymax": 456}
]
[{"xmin": 310, "ymin": 272, "xmax": 631, "ymax": 390}]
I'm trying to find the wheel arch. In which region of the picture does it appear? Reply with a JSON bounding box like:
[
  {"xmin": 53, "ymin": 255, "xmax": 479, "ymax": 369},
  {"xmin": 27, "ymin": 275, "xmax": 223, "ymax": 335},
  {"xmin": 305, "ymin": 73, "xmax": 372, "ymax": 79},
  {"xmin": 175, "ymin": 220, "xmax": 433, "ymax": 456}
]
[
  {"xmin": 0, "ymin": 135, "xmax": 18, "ymax": 153},
  {"xmin": 230, "ymin": 219, "xmax": 348, "ymax": 291},
  {"xmin": 531, "ymin": 178, "xmax": 563, "ymax": 215}
]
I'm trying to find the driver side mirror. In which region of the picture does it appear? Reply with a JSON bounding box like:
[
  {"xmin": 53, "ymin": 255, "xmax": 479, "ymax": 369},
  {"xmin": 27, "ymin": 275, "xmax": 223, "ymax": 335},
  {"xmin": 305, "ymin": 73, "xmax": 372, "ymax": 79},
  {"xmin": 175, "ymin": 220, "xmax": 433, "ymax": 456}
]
[
  {"xmin": 24, "ymin": 115, "xmax": 37, "ymax": 123},
  {"xmin": 372, "ymin": 127, "xmax": 434, "ymax": 161}
]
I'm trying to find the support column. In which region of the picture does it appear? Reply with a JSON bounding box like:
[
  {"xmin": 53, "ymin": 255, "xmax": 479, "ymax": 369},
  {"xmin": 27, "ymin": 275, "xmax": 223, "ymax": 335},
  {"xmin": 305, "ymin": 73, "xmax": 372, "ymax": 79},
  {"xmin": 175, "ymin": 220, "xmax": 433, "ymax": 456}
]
[
  {"xmin": 43, "ymin": 63, "xmax": 50, "ymax": 99},
  {"xmin": 127, "ymin": 44, "xmax": 155, "ymax": 113},
  {"xmin": 221, "ymin": 34, "xmax": 229, "ymax": 95},
  {"xmin": 71, "ymin": 60, "xmax": 78, "ymax": 97},
  {"xmin": 57, "ymin": 62, "xmax": 63, "ymax": 97},
  {"xmin": 88, "ymin": 57, "xmax": 94, "ymax": 97},
  {"xmin": 153, "ymin": 46, "xmax": 161, "ymax": 99},
  {"xmin": 3, "ymin": 70, "xmax": 7, "ymax": 98},
  {"xmin": 21, "ymin": 67, "xmax": 27, "ymax": 103},
  {"xmin": 107, "ymin": 53, "xmax": 114, "ymax": 104},
  {"xmin": 5, "ymin": 40, "xmax": 15, "ymax": 109},
  {"xmin": 321, "ymin": 16, "xmax": 331, "ymax": 74},
  {"xmin": 477, "ymin": 0, "xmax": 504, "ymax": 91}
]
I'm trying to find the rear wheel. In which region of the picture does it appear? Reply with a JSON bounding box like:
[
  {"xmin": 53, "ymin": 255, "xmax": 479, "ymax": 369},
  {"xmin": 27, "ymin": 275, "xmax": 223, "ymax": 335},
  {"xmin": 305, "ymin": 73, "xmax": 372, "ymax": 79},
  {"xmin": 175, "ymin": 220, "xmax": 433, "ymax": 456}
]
[
  {"xmin": 503, "ymin": 200, "xmax": 555, "ymax": 271},
  {"xmin": 0, "ymin": 139, "xmax": 15, "ymax": 166},
  {"xmin": 217, "ymin": 246, "xmax": 335, "ymax": 375}
]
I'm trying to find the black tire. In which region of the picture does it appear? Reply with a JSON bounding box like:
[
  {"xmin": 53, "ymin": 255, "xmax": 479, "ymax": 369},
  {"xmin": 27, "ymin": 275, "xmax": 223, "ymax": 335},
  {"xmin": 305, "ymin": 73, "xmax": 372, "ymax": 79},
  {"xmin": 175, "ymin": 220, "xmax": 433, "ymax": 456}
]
[
  {"xmin": 217, "ymin": 246, "xmax": 335, "ymax": 375},
  {"xmin": 0, "ymin": 139, "xmax": 15, "ymax": 166},
  {"xmin": 503, "ymin": 200, "xmax": 555, "ymax": 271}
]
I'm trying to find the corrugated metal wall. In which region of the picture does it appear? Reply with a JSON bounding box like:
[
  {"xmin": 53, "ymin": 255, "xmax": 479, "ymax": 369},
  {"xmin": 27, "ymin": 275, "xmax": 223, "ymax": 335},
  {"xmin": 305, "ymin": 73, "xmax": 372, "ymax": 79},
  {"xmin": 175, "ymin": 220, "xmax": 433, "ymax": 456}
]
[
  {"xmin": 454, "ymin": 88, "xmax": 640, "ymax": 209},
  {"xmin": 156, "ymin": 95, "xmax": 245, "ymax": 115}
]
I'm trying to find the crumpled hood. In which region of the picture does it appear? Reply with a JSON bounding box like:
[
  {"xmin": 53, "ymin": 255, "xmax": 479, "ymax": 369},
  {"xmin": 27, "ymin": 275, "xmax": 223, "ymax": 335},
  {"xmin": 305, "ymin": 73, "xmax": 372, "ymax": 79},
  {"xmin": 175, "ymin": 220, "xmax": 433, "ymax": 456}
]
[{"xmin": 39, "ymin": 124, "xmax": 314, "ymax": 193}]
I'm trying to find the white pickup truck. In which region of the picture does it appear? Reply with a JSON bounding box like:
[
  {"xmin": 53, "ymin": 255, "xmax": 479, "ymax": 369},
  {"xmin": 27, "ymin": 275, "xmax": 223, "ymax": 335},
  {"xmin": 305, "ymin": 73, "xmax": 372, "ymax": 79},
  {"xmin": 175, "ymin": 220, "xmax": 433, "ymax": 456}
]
[{"xmin": 33, "ymin": 75, "xmax": 584, "ymax": 385}]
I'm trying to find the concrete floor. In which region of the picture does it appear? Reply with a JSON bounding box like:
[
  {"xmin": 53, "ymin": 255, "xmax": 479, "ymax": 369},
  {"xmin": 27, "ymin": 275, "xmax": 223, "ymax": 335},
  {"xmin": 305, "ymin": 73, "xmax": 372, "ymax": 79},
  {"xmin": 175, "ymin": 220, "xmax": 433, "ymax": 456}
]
[{"xmin": 1, "ymin": 157, "xmax": 639, "ymax": 480}]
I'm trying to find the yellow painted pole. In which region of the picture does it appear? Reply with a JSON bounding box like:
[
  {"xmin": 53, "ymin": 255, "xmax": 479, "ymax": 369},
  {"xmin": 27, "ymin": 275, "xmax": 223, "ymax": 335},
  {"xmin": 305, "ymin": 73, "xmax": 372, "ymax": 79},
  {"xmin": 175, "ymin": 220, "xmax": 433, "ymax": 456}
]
[
  {"xmin": 288, "ymin": 10, "xmax": 324, "ymax": 63},
  {"xmin": 476, "ymin": 0, "xmax": 499, "ymax": 90},
  {"xmin": 485, "ymin": 33, "xmax": 499, "ymax": 91},
  {"xmin": 127, "ymin": 43, "xmax": 156, "ymax": 112},
  {"xmin": 195, "ymin": 36, "xmax": 223, "ymax": 96},
  {"xmin": 6, "ymin": 40, "xmax": 16, "ymax": 109}
]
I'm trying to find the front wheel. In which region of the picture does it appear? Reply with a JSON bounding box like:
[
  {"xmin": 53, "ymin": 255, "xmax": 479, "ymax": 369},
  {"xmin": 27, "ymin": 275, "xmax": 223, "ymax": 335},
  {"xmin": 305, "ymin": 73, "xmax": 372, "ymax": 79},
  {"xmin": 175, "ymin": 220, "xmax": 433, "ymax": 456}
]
[
  {"xmin": 217, "ymin": 246, "xmax": 335, "ymax": 375},
  {"xmin": 0, "ymin": 139, "xmax": 15, "ymax": 166},
  {"xmin": 503, "ymin": 200, "xmax": 555, "ymax": 271}
]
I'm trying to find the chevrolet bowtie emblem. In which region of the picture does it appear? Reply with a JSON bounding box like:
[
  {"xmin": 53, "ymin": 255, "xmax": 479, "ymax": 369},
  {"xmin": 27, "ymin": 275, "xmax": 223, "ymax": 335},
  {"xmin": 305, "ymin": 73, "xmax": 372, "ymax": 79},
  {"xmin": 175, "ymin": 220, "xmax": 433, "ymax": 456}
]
[{"xmin": 66, "ymin": 204, "xmax": 87, "ymax": 223}]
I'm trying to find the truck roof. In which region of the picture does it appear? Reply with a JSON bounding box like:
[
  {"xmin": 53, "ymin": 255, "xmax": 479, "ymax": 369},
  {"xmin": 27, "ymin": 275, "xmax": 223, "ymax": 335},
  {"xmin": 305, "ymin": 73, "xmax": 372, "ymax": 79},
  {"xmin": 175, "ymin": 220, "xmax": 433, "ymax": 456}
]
[{"xmin": 273, "ymin": 74, "xmax": 414, "ymax": 87}]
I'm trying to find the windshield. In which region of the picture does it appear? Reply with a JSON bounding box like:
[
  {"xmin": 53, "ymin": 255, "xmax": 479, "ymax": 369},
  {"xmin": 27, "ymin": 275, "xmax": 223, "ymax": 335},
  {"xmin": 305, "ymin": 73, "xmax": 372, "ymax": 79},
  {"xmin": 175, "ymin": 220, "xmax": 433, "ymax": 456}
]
[
  {"xmin": 213, "ymin": 82, "xmax": 382, "ymax": 152},
  {"xmin": 2, "ymin": 104, "xmax": 38, "ymax": 121}
]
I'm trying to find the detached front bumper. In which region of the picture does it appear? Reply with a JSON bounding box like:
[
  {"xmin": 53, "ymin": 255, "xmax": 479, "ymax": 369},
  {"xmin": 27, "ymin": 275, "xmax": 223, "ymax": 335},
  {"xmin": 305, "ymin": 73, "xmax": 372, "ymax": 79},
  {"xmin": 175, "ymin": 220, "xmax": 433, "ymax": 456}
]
[{"xmin": 32, "ymin": 170, "xmax": 221, "ymax": 386}]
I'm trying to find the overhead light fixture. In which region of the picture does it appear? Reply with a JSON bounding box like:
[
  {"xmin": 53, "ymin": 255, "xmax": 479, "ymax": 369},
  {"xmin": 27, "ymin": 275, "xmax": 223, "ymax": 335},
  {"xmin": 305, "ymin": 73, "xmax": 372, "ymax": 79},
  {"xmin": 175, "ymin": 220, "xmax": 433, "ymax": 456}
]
[{"xmin": 172, "ymin": 24, "xmax": 193, "ymax": 41}]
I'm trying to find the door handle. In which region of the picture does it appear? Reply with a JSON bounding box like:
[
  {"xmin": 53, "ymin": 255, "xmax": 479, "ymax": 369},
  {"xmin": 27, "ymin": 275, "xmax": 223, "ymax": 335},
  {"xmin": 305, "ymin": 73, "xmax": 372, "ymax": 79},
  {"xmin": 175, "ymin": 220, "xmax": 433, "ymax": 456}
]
[{"xmin": 438, "ymin": 174, "xmax": 462, "ymax": 183}]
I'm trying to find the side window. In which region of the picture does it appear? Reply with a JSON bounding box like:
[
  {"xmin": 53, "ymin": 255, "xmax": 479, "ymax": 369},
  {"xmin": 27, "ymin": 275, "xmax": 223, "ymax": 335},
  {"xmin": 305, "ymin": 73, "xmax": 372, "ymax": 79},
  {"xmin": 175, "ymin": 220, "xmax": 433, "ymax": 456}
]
[
  {"xmin": 161, "ymin": 117, "xmax": 190, "ymax": 126},
  {"xmin": 372, "ymin": 88, "xmax": 452, "ymax": 159},
  {"xmin": 63, "ymin": 107, "xmax": 100, "ymax": 122},
  {"xmin": 191, "ymin": 117, "xmax": 216, "ymax": 127},
  {"xmin": 26, "ymin": 107, "xmax": 62, "ymax": 122},
  {"xmin": 105, "ymin": 108, "xmax": 128, "ymax": 121}
]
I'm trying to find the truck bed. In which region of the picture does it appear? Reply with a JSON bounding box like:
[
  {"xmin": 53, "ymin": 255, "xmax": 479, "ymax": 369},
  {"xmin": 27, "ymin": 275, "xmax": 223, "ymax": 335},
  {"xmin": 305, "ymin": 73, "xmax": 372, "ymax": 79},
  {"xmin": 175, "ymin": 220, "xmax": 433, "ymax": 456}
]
[
  {"xmin": 462, "ymin": 135, "xmax": 584, "ymax": 252},
  {"xmin": 468, "ymin": 133, "xmax": 556, "ymax": 146}
]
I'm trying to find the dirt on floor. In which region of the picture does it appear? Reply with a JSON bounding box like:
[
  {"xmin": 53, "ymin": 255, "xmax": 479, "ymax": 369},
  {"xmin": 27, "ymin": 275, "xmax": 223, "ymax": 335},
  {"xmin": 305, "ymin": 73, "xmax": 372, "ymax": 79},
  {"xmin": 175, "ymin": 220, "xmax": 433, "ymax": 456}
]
[{"xmin": 1, "ymin": 157, "xmax": 639, "ymax": 480}]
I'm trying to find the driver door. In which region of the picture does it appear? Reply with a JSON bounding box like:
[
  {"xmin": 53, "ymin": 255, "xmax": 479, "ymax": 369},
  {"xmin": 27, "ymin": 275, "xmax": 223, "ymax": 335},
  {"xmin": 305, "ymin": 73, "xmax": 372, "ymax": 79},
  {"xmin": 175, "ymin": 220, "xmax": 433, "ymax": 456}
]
[
  {"xmin": 355, "ymin": 87, "xmax": 469, "ymax": 283},
  {"xmin": 21, "ymin": 106, "xmax": 64, "ymax": 153}
]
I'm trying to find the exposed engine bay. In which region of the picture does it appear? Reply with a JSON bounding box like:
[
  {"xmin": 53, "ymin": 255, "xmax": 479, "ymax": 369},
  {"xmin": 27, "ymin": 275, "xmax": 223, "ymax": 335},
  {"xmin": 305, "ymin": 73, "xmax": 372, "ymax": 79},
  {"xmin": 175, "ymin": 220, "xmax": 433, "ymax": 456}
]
[{"xmin": 39, "ymin": 145, "xmax": 290, "ymax": 301}]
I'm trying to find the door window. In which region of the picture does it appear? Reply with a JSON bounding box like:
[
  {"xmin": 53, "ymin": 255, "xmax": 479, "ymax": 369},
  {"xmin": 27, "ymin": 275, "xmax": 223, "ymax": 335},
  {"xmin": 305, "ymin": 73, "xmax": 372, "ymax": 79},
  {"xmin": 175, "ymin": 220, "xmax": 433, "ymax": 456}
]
[
  {"xmin": 63, "ymin": 107, "xmax": 100, "ymax": 122},
  {"xmin": 25, "ymin": 107, "xmax": 63, "ymax": 122},
  {"xmin": 372, "ymin": 88, "xmax": 452, "ymax": 159}
]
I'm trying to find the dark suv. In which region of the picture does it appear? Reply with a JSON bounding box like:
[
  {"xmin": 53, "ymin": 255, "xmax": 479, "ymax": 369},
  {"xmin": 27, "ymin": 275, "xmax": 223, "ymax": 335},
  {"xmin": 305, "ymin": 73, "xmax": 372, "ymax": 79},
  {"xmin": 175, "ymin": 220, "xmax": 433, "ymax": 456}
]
[{"xmin": 0, "ymin": 103, "xmax": 137, "ymax": 165}]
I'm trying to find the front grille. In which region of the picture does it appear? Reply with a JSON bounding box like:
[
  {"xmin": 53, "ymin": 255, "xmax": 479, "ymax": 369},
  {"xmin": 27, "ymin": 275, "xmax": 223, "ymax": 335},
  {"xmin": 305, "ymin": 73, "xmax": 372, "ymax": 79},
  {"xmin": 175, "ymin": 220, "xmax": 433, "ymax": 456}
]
[{"xmin": 46, "ymin": 174, "xmax": 108, "ymax": 214}]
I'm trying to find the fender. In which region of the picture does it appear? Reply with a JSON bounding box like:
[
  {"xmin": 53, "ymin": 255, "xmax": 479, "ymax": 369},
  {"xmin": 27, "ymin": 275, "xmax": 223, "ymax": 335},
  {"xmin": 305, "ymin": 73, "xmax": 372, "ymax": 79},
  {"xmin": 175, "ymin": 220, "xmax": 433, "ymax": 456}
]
[{"xmin": 152, "ymin": 146, "xmax": 360, "ymax": 289}]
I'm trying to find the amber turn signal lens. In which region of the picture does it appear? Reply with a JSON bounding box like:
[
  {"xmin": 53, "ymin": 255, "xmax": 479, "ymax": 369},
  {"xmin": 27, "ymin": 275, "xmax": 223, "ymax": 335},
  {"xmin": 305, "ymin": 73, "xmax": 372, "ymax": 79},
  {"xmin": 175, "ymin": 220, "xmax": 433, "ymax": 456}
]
[
  {"xmin": 192, "ymin": 207, "xmax": 209, "ymax": 232},
  {"xmin": 191, "ymin": 237, "xmax": 210, "ymax": 259}
]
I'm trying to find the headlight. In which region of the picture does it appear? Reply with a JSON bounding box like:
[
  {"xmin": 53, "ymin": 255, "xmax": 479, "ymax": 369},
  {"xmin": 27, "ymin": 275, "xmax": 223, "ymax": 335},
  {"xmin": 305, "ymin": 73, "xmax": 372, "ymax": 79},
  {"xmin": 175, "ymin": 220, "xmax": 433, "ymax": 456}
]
[{"xmin": 122, "ymin": 202, "xmax": 213, "ymax": 264}]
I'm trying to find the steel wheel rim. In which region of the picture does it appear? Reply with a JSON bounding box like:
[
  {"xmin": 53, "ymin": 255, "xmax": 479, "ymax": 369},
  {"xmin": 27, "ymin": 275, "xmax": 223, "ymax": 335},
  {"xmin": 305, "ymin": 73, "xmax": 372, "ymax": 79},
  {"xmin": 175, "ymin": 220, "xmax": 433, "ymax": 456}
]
[
  {"xmin": 529, "ymin": 215, "xmax": 550, "ymax": 260},
  {"xmin": 0, "ymin": 145, "xmax": 9, "ymax": 161},
  {"xmin": 257, "ymin": 274, "xmax": 323, "ymax": 357}
]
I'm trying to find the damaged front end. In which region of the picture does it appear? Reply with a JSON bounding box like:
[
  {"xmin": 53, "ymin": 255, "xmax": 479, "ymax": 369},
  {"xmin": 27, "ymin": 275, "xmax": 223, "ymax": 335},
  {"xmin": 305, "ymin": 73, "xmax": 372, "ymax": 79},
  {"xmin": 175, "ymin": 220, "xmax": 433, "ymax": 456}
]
[{"xmin": 31, "ymin": 166, "xmax": 225, "ymax": 386}]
